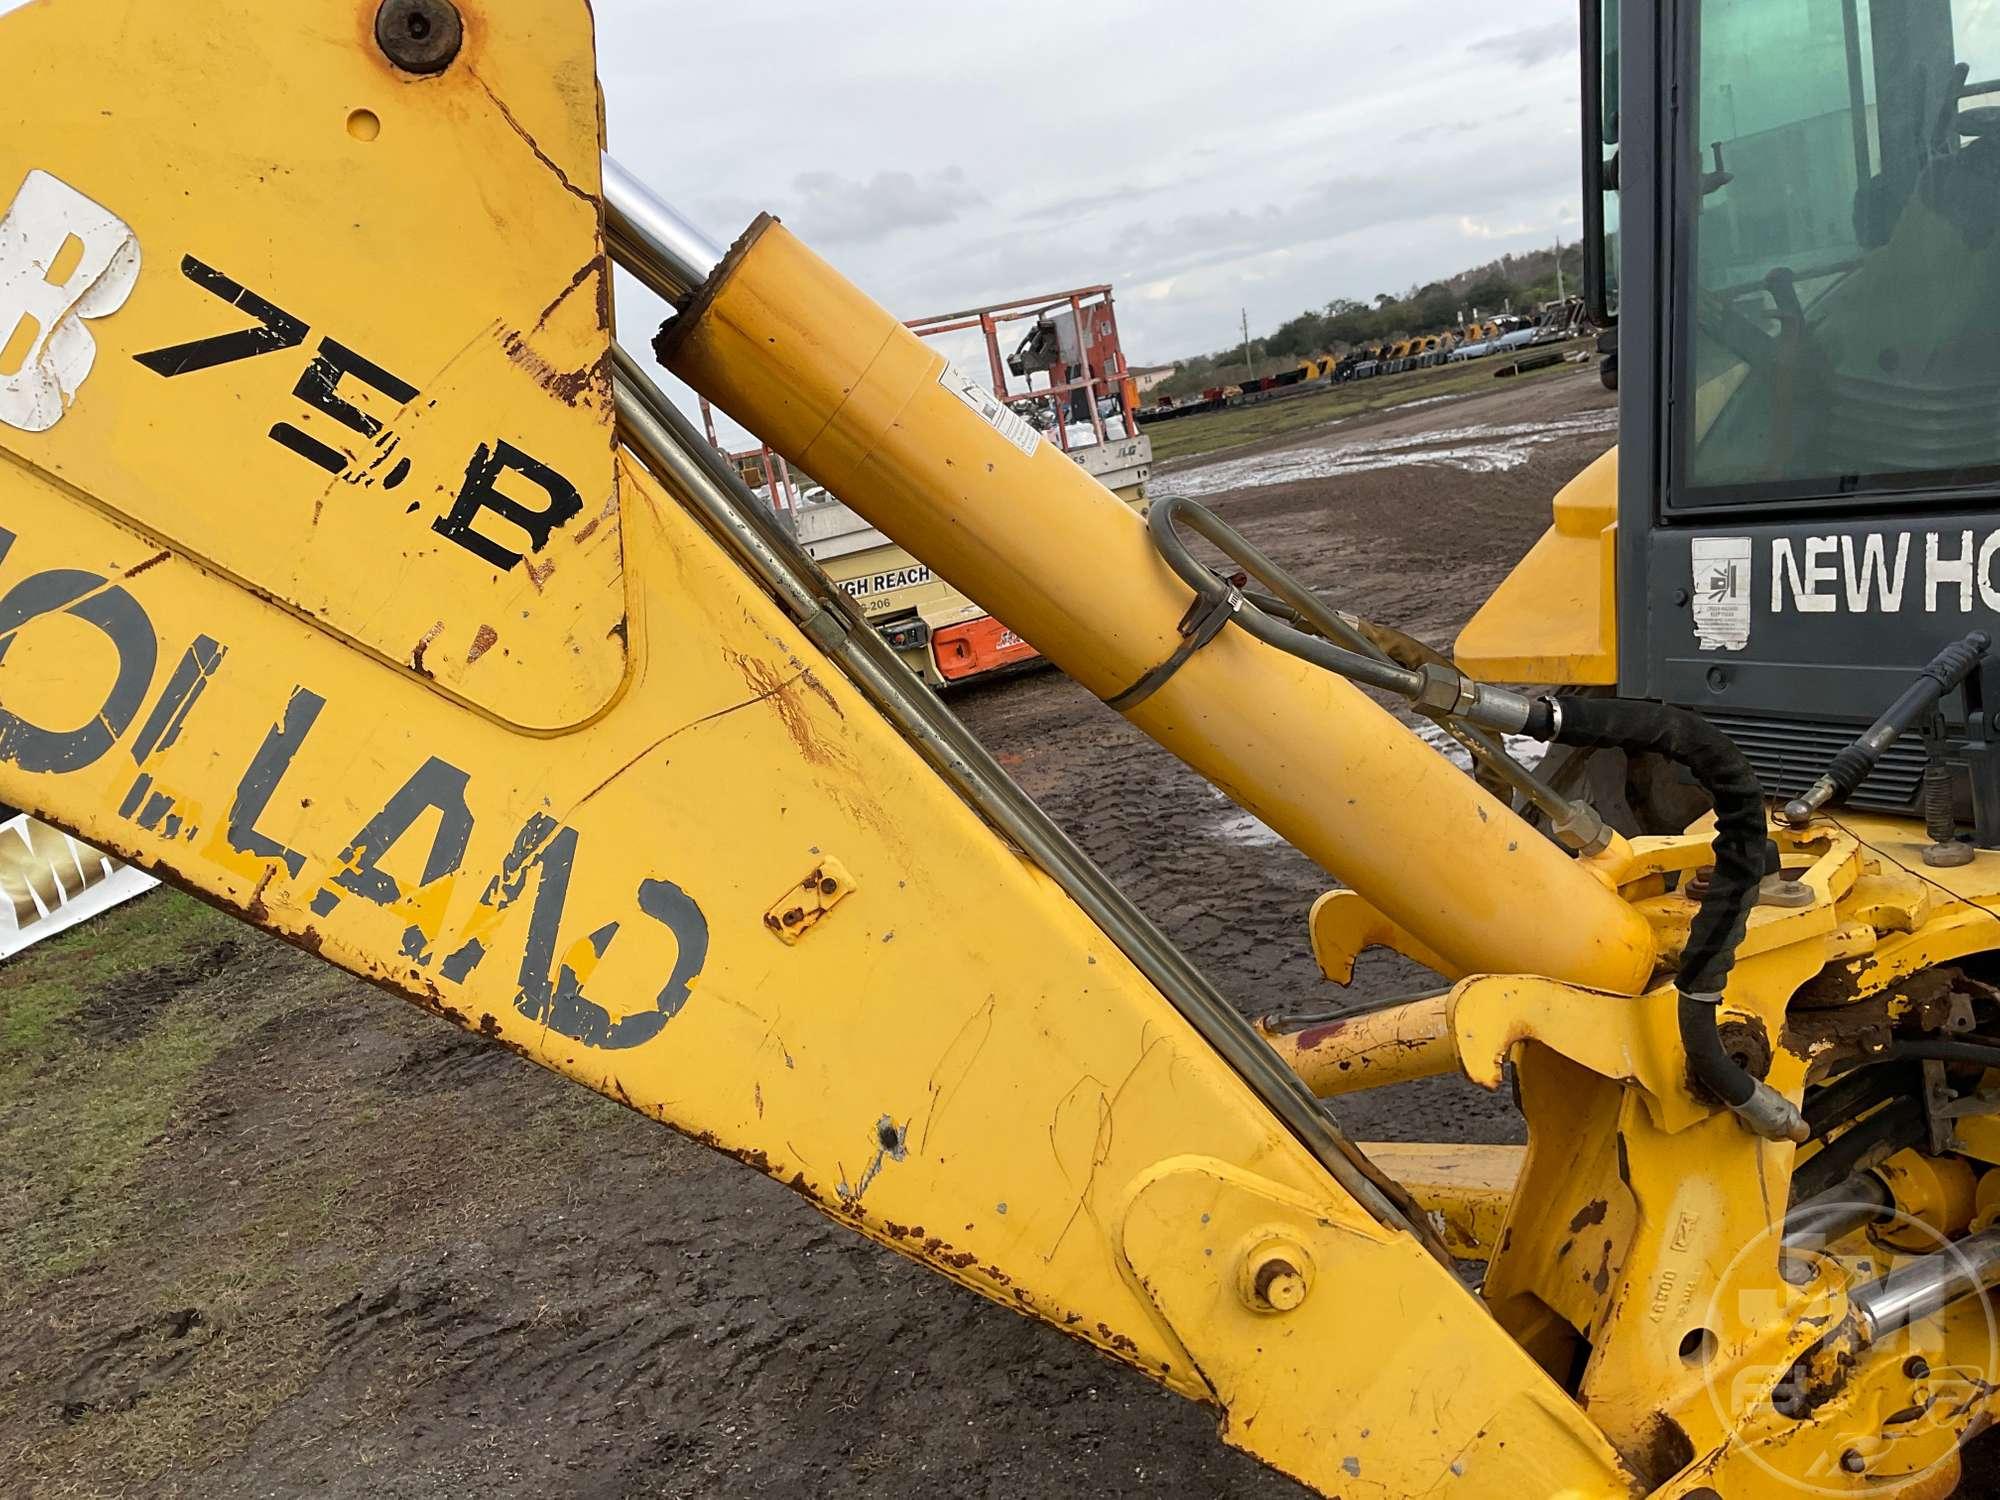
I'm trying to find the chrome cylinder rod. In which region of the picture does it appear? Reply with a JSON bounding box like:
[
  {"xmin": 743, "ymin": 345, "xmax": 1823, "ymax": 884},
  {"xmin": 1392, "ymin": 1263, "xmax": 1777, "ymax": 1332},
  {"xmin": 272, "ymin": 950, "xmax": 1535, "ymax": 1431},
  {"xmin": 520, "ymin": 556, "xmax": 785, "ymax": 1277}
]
[
  {"xmin": 1782, "ymin": 1170, "xmax": 1893, "ymax": 1249},
  {"xmin": 1852, "ymin": 1227, "xmax": 2000, "ymax": 1344},
  {"xmin": 602, "ymin": 155, "xmax": 724, "ymax": 306}
]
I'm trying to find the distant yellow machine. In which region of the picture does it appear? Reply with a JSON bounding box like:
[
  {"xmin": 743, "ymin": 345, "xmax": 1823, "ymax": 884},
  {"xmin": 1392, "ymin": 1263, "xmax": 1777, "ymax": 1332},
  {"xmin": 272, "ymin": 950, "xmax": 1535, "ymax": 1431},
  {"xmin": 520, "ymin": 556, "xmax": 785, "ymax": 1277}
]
[{"xmin": 5, "ymin": 2, "xmax": 2000, "ymax": 1497}]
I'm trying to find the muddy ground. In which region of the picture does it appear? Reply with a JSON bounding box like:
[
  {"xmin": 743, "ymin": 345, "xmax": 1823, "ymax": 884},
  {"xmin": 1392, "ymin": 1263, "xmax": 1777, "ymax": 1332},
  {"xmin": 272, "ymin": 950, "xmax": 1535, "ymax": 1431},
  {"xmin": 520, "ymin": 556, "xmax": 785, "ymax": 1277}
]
[{"xmin": 0, "ymin": 366, "xmax": 1809, "ymax": 1497}]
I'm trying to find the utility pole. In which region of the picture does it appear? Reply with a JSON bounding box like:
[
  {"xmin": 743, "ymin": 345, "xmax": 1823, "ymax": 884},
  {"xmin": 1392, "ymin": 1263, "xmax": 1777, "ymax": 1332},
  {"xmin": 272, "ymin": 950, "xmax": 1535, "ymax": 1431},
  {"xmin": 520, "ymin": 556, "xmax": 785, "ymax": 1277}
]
[
  {"xmin": 1240, "ymin": 308, "xmax": 1258, "ymax": 381},
  {"xmin": 1554, "ymin": 233, "xmax": 1566, "ymax": 300}
]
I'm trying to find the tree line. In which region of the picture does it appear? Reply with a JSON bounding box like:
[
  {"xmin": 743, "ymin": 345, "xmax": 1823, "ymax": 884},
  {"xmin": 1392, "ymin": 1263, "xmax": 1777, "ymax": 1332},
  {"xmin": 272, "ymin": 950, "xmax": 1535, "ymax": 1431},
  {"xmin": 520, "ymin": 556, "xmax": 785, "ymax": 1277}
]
[{"xmin": 1153, "ymin": 242, "xmax": 1586, "ymax": 399}]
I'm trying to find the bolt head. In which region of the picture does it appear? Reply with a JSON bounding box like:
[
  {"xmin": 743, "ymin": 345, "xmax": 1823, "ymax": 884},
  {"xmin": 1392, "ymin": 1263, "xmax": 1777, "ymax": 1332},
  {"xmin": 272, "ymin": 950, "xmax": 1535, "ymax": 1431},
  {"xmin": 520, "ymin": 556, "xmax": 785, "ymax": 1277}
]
[
  {"xmin": 1841, "ymin": 1449, "xmax": 1867, "ymax": 1474},
  {"xmin": 1238, "ymin": 1236, "xmax": 1313, "ymax": 1314},
  {"xmin": 375, "ymin": 0, "xmax": 463, "ymax": 74},
  {"xmin": 1254, "ymin": 1259, "xmax": 1307, "ymax": 1311},
  {"xmin": 1905, "ymin": 1355, "xmax": 1931, "ymax": 1380}
]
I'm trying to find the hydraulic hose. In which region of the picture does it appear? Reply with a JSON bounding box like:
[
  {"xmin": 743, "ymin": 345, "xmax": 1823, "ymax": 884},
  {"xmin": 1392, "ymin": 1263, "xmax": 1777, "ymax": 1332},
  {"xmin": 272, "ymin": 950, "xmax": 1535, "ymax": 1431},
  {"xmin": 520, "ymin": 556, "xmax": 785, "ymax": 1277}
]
[
  {"xmin": 1781, "ymin": 631, "xmax": 1990, "ymax": 827},
  {"xmin": 1889, "ymin": 1038, "xmax": 2000, "ymax": 1070},
  {"xmin": 1520, "ymin": 695, "xmax": 1809, "ymax": 1142},
  {"xmin": 1146, "ymin": 500, "xmax": 1609, "ymax": 849},
  {"xmin": 1790, "ymin": 1096, "xmax": 1928, "ymax": 1204},
  {"xmin": 1145, "ymin": 496, "xmax": 1428, "ymax": 700},
  {"xmin": 1144, "ymin": 496, "xmax": 1538, "ymax": 730},
  {"xmin": 1144, "ymin": 496, "xmax": 1797, "ymax": 1138},
  {"xmin": 1150, "ymin": 496, "xmax": 1799, "ymax": 1141}
]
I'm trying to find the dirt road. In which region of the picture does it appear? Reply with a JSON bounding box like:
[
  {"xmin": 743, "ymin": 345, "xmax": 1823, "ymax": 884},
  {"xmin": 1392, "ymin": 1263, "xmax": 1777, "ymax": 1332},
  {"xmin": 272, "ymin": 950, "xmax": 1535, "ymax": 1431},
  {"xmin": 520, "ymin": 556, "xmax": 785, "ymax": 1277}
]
[{"xmin": 5, "ymin": 367, "xmax": 1637, "ymax": 1497}]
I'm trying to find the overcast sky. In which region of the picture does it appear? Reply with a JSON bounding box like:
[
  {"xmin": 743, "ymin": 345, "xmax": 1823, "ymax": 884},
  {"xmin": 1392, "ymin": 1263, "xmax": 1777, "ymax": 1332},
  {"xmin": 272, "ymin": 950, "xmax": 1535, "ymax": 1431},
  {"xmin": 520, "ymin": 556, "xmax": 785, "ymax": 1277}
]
[
  {"xmin": 600, "ymin": 0, "xmax": 1586, "ymax": 434},
  {"xmin": 0, "ymin": 0, "xmax": 1584, "ymax": 437}
]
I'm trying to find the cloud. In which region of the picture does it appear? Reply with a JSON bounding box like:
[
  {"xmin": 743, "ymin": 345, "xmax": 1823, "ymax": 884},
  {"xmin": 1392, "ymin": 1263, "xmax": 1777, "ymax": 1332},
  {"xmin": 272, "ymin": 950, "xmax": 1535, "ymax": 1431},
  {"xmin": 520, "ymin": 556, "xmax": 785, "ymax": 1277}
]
[
  {"xmin": 787, "ymin": 166, "xmax": 984, "ymax": 244},
  {"xmin": 596, "ymin": 0, "xmax": 1587, "ymax": 385},
  {"xmin": 1017, "ymin": 181, "xmax": 1159, "ymax": 223},
  {"xmin": 1459, "ymin": 214, "xmax": 1541, "ymax": 240},
  {"xmin": 1479, "ymin": 19, "xmax": 1575, "ymax": 68}
]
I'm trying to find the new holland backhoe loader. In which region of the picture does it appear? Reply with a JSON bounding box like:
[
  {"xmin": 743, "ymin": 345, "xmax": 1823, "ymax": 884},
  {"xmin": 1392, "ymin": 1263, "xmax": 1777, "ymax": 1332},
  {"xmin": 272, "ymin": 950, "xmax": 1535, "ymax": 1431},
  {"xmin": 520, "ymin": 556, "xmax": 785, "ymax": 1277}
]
[{"xmin": 7, "ymin": 0, "xmax": 2000, "ymax": 1494}]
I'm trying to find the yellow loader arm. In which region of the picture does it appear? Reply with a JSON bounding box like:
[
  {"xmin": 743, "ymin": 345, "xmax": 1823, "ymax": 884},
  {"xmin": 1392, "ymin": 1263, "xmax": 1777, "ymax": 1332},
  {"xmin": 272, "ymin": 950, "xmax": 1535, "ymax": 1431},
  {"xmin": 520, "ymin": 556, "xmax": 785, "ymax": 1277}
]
[
  {"xmin": 12, "ymin": 5, "xmax": 2000, "ymax": 1498},
  {"xmin": 0, "ymin": 3, "xmax": 1633, "ymax": 1494}
]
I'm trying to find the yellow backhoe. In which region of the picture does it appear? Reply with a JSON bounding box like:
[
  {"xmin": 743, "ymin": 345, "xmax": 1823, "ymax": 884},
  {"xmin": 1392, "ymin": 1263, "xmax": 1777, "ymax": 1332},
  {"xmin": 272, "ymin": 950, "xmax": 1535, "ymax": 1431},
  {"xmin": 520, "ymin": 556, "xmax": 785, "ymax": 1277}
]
[{"xmin": 7, "ymin": 0, "xmax": 2000, "ymax": 1495}]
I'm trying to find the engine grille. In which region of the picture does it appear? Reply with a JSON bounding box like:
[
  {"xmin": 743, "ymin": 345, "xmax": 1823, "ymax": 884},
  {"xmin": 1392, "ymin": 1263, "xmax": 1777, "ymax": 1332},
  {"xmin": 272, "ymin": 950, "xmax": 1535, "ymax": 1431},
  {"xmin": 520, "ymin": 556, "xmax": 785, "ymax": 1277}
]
[{"xmin": 1703, "ymin": 711, "xmax": 1928, "ymax": 815}]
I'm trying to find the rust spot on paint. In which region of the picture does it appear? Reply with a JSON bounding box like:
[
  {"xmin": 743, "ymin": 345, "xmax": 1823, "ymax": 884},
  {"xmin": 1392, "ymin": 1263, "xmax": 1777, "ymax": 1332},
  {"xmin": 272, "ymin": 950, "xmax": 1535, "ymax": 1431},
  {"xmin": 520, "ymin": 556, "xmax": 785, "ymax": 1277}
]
[
  {"xmin": 411, "ymin": 620, "xmax": 446, "ymax": 677},
  {"xmin": 572, "ymin": 495, "xmax": 619, "ymax": 545},
  {"xmin": 1294, "ymin": 1016, "xmax": 1355, "ymax": 1051},
  {"xmin": 246, "ymin": 866, "xmax": 276, "ymax": 923},
  {"xmin": 1570, "ymin": 1199, "xmax": 1609, "ymax": 1232},
  {"xmin": 1095, "ymin": 1322, "xmax": 1140, "ymax": 1356},
  {"xmin": 734, "ymin": 652, "xmax": 838, "ymax": 766},
  {"xmin": 799, "ymin": 668, "xmax": 844, "ymax": 720},
  {"xmin": 466, "ymin": 624, "xmax": 500, "ymax": 664},
  {"xmin": 125, "ymin": 550, "xmax": 172, "ymax": 579},
  {"xmin": 501, "ymin": 330, "xmax": 612, "ymax": 410}
]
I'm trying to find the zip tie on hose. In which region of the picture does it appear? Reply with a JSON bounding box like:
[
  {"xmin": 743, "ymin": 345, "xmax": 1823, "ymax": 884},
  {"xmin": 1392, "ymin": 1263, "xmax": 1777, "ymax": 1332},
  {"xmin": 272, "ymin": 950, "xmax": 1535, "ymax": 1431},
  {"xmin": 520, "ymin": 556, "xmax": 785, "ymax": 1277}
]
[
  {"xmin": 1115, "ymin": 495, "xmax": 1552, "ymax": 729},
  {"xmin": 1128, "ymin": 498, "xmax": 1802, "ymax": 1142},
  {"xmin": 1105, "ymin": 582, "xmax": 1247, "ymax": 711}
]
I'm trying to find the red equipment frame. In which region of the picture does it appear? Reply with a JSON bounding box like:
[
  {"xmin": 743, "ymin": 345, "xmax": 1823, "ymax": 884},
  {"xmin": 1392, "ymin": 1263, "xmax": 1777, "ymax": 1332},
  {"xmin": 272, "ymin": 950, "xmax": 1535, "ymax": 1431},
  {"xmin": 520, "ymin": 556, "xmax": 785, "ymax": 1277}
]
[{"xmin": 906, "ymin": 286, "xmax": 1139, "ymax": 456}]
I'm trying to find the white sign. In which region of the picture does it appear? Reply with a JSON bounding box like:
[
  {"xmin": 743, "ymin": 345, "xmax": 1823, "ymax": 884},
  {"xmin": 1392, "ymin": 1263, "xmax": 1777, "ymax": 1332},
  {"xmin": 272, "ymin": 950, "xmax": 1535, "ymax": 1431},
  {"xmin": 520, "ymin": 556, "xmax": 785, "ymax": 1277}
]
[
  {"xmin": 0, "ymin": 814, "xmax": 158, "ymax": 960},
  {"xmin": 839, "ymin": 564, "xmax": 932, "ymax": 599},
  {"xmin": 937, "ymin": 364, "xmax": 1041, "ymax": 458},
  {"xmin": 1692, "ymin": 536, "xmax": 1753, "ymax": 651},
  {"xmin": 0, "ymin": 170, "xmax": 141, "ymax": 432}
]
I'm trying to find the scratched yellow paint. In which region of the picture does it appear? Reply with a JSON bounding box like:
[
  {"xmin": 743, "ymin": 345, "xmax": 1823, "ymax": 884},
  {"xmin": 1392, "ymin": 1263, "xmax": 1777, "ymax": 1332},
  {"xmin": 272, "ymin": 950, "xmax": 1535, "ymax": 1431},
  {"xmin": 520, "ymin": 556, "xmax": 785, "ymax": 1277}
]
[
  {"xmin": 5, "ymin": 5, "xmax": 1999, "ymax": 1498},
  {"xmin": 0, "ymin": 0, "xmax": 625, "ymax": 730}
]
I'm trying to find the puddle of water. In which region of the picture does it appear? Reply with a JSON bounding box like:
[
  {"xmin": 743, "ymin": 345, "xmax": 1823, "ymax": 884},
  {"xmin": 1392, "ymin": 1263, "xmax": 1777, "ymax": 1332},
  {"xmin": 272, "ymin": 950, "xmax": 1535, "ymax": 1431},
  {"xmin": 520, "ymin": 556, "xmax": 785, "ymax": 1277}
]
[
  {"xmin": 1165, "ymin": 408, "xmax": 1617, "ymax": 498},
  {"xmin": 1211, "ymin": 810, "xmax": 1287, "ymax": 848},
  {"xmin": 1409, "ymin": 719, "xmax": 1548, "ymax": 773}
]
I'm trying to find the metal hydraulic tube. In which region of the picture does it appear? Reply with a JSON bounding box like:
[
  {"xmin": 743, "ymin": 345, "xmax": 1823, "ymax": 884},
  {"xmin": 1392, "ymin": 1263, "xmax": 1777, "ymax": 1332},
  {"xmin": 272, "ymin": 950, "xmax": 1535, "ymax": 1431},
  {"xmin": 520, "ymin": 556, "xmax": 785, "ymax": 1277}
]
[{"xmin": 655, "ymin": 216, "xmax": 1657, "ymax": 994}]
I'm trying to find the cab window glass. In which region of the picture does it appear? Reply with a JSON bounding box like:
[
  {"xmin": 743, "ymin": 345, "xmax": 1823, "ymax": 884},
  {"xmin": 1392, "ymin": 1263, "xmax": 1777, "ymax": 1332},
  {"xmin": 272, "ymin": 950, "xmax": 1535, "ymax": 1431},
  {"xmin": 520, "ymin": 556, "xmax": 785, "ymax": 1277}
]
[{"xmin": 1678, "ymin": 0, "xmax": 2000, "ymax": 505}]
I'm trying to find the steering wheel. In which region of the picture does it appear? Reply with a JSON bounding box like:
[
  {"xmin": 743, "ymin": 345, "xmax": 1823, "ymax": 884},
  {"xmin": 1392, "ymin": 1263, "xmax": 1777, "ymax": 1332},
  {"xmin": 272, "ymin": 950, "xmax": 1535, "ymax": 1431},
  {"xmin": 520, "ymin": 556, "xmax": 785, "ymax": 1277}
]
[{"xmin": 1695, "ymin": 285, "xmax": 1788, "ymax": 374}]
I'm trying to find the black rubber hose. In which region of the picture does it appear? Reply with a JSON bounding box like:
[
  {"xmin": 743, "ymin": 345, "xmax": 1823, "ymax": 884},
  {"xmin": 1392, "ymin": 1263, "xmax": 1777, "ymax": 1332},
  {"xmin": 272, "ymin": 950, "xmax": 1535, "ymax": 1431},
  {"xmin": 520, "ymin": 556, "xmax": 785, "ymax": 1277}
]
[
  {"xmin": 1523, "ymin": 695, "xmax": 1779, "ymax": 1124},
  {"xmin": 1888, "ymin": 1038, "xmax": 2000, "ymax": 1070}
]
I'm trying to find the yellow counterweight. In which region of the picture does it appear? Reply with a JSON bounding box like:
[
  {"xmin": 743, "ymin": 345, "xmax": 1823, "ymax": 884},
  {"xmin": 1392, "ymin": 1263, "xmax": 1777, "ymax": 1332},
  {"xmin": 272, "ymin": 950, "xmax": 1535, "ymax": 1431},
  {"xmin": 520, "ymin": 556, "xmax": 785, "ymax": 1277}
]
[{"xmin": 660, "ymin": 218, "xmax": 1657, "ymax": 996}]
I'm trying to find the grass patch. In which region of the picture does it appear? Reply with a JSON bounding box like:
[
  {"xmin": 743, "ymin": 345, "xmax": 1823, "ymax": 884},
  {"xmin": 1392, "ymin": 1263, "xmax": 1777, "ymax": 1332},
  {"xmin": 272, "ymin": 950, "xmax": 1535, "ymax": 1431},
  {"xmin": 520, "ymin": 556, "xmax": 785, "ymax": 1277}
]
[
  {"xmin": 0, "ymin": 888, "xmax": 252, "ymax": 1283},
  {"xmin": 0, "ymin": 887, "xmax": 227, "ymax": 1084},
  {"xmin": 1143, "ymin": 344, "xmax": 1589, "ymax": 465},
  {"xmin": 1, "ymin": 993, "xmax": 244, "ymax": 1284}
]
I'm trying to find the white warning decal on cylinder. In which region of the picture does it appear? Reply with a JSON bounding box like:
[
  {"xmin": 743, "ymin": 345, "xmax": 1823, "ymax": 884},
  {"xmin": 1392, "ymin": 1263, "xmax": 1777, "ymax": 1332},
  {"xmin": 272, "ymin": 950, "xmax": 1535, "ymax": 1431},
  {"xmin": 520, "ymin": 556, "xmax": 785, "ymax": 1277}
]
[
  {"xmin": 0, "ymin": 170, "xmax": 141, "ymax": 432},
  {"xmin": 1692, "ymin": 536, "xmax": 1753, "ymax": 651},
  {"xmin": 938, "ymin": 363, "xmax": 1041, "ymax": 458}
]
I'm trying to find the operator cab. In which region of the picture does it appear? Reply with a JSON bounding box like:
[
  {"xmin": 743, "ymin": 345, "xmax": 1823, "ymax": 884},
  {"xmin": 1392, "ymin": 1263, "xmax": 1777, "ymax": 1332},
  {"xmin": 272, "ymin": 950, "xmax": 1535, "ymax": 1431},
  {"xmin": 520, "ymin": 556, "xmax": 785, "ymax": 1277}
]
[{"xmin": 1584, "ymin": 0, "xmax": 2000, "ymax": 838}]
